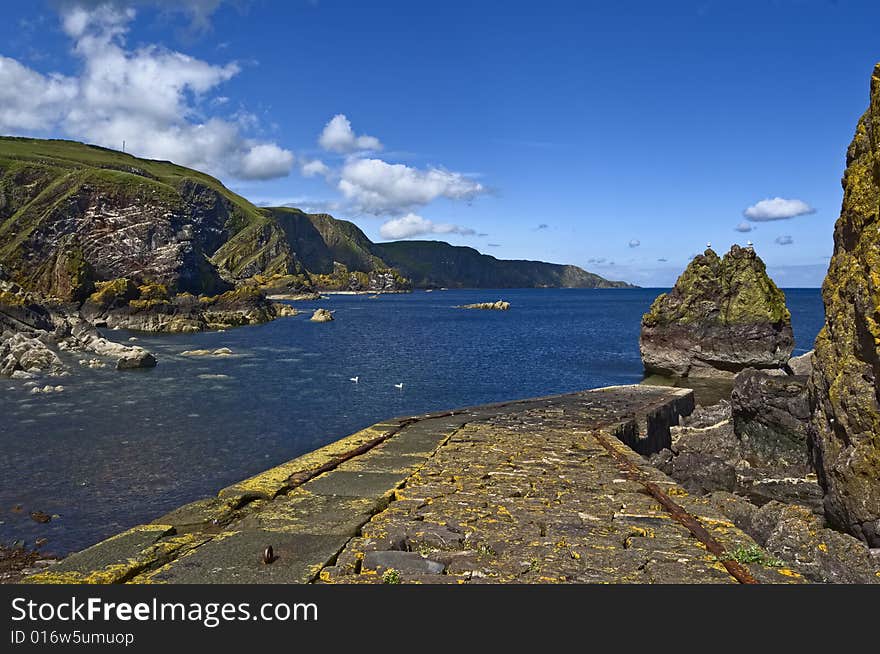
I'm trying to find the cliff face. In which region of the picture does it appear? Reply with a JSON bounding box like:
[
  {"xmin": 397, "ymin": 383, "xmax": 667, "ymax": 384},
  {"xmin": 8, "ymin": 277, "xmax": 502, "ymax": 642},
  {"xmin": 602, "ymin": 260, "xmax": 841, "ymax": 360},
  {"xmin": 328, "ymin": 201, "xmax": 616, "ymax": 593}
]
[
  {"xmin": 374, "ymin": 240, "xmax": 632, "ymax": 289},
  {"xmin": 640, "ymin": 245, "xmax": 793, "ymax": 377},
  {"xmin": 0, "ymin": 138, "xmax": 300, "ymax": 300},
  {"xmin": 809, "ymin": 64, "xmax": 880, "ymax": 547}
]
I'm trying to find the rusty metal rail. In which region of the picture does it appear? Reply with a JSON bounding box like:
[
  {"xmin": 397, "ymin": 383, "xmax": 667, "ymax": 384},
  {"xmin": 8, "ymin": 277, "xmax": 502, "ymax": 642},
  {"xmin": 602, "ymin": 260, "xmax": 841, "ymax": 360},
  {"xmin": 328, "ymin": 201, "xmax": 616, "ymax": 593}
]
[{"xmin": 591, "ymin": 428, "xmax": 759, "ymax": 585}]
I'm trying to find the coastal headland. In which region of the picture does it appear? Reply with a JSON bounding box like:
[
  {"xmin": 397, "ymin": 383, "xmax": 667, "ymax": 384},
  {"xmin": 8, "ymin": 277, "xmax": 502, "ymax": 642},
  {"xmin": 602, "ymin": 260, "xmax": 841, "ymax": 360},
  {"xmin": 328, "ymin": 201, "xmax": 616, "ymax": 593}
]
[{"xmin": 23, "ymin": 384, "xmax": 807, "ymax": 584}]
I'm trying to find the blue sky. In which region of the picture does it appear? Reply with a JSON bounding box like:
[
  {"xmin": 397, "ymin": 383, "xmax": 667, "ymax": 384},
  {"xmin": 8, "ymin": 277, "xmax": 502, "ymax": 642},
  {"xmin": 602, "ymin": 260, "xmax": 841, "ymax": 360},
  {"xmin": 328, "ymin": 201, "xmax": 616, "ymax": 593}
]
[{"xmin": 1, "ymin": 0, "xmax": 878, "ymax": 286}]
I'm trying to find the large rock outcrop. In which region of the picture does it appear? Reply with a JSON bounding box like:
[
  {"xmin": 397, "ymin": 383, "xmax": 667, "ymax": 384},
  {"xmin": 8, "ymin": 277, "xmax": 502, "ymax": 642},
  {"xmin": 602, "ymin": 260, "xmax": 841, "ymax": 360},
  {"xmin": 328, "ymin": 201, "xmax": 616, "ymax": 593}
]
[
  {"xmin": 640, "ymin": 245, "xmax": 793, "ymax": 377},
  {"xmin": 809, "ymin": 64, "xmax": 880, "ymax": 547}
]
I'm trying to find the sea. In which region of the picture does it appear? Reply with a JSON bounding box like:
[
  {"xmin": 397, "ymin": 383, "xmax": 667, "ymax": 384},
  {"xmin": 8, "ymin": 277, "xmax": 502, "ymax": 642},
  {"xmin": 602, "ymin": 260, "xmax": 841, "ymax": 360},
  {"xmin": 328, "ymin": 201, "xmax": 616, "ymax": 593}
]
[{"xmin": 0, "ymin": 288, "xmax": 825, "ymax": 554}]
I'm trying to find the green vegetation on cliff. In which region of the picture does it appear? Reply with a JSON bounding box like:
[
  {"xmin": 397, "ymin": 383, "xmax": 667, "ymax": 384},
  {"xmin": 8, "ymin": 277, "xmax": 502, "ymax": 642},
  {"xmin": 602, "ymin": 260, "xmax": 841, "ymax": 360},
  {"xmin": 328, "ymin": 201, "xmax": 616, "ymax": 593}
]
[{"xmin": 0, "ymin": 136, "xmax": 296, "ymax": 298}]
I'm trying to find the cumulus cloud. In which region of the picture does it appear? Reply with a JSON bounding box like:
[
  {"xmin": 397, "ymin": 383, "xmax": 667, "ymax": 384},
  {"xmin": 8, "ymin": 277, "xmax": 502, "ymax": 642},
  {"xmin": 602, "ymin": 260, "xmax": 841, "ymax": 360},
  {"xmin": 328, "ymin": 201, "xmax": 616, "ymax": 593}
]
[
  {"xmin": 300, "ymin": 159, "xmax": 331, "ymax": 178},
  {"xmin": 0, "ymin": 57, "xmax": 77, "ymax": 130},
  {"xmin": 379, "ymin": 213, "xmax": 476, "ymax": 240},
  {"xmin": 744, "ymin": 197, "xmax": 815, "ymax": 221},
  {"xmin": 0, "ymin": 3, "xmax": 294, "ymax": 181},
  {"xmin": 775, "ymin": 235, "xmax": 794, "ymax": 246},
  {"xmin": 339, "ymin": 158, "xmax": 486, "ymax": 215},
  {"xmin": 318, "ymin": 114, "xmax": 382, "ymax": 153},
  {"xmin": 734, "ymin": 221, "xmax": 754, "ymax": 233},
  {"xmin": 238, "ymin": 144, "xmax": 294, "ymax": 180},
  {"xmin": 628, "ymin": 239, "xmax": 641, "ymax": 248}
]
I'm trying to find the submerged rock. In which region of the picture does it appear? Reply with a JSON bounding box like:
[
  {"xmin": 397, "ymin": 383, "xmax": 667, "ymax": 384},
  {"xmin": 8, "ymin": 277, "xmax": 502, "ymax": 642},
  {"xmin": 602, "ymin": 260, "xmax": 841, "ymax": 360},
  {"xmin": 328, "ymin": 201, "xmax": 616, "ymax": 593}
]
[
  {"xmin": 457, "ymin": 300, "xmax": 510, "ymax": 311},
  {"xmin": 809, "ymin": 63, "xmax": 880, "ymax": 547},
  {"xmin": 640, "ymin": 245, "xmax": 793, "ymax": 377},
  {"xmin": 310, "ymin": 308, "xmax": 334, "ymax": 322},
  {"xmin": 180, "ymin": 348, "xmax": 233, "ymax": 357}
]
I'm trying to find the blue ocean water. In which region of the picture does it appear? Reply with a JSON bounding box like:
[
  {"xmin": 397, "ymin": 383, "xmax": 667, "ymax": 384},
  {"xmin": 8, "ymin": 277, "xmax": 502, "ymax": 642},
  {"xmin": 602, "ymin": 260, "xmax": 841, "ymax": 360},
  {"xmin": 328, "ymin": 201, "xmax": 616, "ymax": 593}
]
[{"xmin": 0, "ymin": 288, "xmax": 824, "ymax": 554}]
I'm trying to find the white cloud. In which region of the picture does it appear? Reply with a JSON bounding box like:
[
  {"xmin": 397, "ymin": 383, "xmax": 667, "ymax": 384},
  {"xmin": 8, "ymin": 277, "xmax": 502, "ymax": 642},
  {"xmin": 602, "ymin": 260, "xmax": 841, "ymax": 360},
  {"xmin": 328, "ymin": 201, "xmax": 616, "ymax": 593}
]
[
  {"xmin": 339, "ymin": 158, "xmax": 486, "ymax": 215},
  {"xmin": 58, "ymin": 1, "xmax": 225, "ymax": 35},
  {"xmin": 775, "ymin": 235, "xmax": 794, "ymax": 246},
  {"xmin": 744, "ymin": 197, "xmax": 815, "ymax": 221},
  {"xmin": 734, "ymin": 221, "xmax": 754, "ymax": 233},
  {"xmin": 379, "ymin": 213, "xmax": 476, "ymax": 240},
  {"xmin": 0, "ymin": 4, "xmax": 294, "ymax": 181},
  {"xmin": 318, "ymin": 114, "xmax": 382, "ymax": 153},
  {"xmin": 301, "ymin": 159, "xmax": 331, "ymax": 178},
  {"xmin": 0, "ymin": 57, "xmax": 77, "ymax": 130},
  {"xmin": 238, "ymin": 144, "xmax": 294, "ymax": 180},
  {"xmin": 628, "ymin": 239, "xmax": 640, "ymax": 248}
]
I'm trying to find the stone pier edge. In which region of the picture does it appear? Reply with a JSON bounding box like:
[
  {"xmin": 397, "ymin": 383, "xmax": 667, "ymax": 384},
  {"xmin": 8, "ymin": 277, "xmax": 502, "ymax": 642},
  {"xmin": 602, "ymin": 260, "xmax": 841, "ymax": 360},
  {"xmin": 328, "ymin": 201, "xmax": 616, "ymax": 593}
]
[{"xmin": 23, "ymin": 384, "xmax": 797, "ymax": 585}]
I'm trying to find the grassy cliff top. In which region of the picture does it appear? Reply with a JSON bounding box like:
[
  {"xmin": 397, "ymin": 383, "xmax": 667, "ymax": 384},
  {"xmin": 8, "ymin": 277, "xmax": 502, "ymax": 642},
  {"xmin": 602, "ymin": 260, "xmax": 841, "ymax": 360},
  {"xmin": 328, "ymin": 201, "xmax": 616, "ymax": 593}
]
[{"xmin": 0, "ymin": 136, "xmax": 265, "ymax": 222}]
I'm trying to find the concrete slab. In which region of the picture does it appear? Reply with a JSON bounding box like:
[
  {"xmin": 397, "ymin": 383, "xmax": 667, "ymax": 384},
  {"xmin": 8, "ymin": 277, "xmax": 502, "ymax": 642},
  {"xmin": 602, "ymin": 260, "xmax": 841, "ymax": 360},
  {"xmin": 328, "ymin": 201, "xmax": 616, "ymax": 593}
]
[
  {"xmin": 300, "ymin": 471, "xmax": 409, "ymax": 498},
  {"xmin": 148, "ymin": 531, "xmax": 347, "ymax": 584}
]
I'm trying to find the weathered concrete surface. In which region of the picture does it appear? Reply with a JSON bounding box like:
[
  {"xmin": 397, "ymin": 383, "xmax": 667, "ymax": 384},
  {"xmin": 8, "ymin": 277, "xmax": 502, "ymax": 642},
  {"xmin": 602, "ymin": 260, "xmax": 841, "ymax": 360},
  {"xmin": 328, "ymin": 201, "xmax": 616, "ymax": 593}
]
[{"xmin": 25, "ymin": 385, "xmax": 804, "ymax": 584}]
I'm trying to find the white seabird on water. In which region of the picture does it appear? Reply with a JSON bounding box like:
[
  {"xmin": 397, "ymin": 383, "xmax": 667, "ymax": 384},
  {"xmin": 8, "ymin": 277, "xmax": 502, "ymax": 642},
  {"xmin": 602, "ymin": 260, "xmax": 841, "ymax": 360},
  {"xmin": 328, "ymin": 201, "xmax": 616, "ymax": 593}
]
[
  {"xmin": 394, "ymin": 383, "xmax": 404, "ymax": 390},
  {"xmin": 350, "ymin": 376, "xmax": 359, "ymax": 383}
]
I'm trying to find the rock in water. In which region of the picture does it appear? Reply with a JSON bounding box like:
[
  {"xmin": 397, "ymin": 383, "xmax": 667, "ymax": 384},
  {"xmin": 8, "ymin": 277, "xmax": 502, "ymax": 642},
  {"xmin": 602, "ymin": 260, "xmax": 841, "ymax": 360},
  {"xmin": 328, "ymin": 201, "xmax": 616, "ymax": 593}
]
[
  {"xmin": 809, "ymin": 63, "xmax": 880, "ymax": 547},
  {"xmin": 310, "ymin": 308, "xmax": 334, "ymax": 322},
  {"xmin": 640, "ymin": 245, "xmax": 793, "ymax": 377},
  {"xmin": 457, "ymin": 300, "xmax": 511, "ymax": 310},
  {"xmin": 115, "ymin": 350, "xmax": 157, "ymax": 370}
]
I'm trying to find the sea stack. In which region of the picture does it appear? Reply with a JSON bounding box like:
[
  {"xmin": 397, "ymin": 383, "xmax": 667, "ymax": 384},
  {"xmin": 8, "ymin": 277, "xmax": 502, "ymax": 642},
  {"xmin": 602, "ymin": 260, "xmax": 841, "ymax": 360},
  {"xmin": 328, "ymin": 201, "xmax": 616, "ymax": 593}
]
[
  {"xmin": 808, "ymin": 63, "xmax": 880, "ymax": 547},
  {"xmin": 640, "ymin": 245, "xmax": 793, "ymax": 377}
]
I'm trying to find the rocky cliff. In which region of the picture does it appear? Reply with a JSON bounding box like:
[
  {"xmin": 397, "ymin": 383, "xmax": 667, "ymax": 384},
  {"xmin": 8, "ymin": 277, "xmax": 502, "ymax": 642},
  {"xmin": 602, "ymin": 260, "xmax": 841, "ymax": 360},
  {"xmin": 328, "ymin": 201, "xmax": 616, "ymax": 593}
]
[
  {"xmin": 373, "ymin": 240, "xmax": 632, "ymax": 289},
  {"xmin": 640, "ymin": 245, "xmax": 793, "ymax": 377},
  {"xmin": 0, "ymin": 137, "xmax": 628, "ymax": 299},
  {"xmin": 0, "ymin": 137, "xmax": 301, "ymax": 301},
  {"xmin": 809, "ymin": 63, "xmax": 880, "ymax": 547}
]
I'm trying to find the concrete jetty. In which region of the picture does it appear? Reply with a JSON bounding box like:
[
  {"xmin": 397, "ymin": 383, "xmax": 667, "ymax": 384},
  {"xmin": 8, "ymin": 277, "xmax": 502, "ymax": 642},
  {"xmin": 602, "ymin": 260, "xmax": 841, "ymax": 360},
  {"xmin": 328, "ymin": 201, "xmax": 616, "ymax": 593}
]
[{"xmin": 25, "ymin": 385, "xmax": 803, "ymax": 584}]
